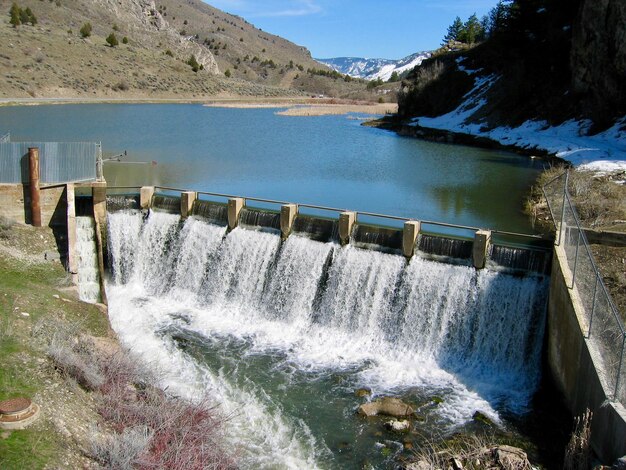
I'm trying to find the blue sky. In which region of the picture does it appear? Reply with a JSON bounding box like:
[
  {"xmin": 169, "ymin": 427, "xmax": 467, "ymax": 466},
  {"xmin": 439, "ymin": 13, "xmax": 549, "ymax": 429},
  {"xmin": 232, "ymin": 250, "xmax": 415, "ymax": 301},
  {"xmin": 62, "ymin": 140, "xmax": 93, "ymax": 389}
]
[{"xmin": 205, "ymin": 0, "xmax": 499, "ymax": 59}]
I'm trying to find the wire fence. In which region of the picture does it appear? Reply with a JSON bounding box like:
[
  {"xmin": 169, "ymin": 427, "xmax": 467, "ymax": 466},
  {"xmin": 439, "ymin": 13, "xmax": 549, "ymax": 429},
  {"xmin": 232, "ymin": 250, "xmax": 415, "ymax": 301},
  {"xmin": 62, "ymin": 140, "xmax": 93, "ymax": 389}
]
[{"xmin": 543, "ymin": 171, "xmax": 626, "ymax": 403}]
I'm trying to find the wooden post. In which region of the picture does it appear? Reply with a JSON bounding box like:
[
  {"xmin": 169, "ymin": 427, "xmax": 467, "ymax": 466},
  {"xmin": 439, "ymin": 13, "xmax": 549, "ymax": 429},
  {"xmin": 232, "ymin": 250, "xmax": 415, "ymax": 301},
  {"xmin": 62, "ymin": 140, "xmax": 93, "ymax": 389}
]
[{"xmin": 28, "ymin": 147, "xmax": 41, "ymax": 227}]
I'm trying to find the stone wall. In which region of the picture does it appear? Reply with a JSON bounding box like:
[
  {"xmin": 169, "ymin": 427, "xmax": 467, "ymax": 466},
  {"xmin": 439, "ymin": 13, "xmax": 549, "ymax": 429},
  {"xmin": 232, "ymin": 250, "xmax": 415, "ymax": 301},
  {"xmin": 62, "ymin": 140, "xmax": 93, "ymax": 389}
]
[{"xmin": 548, "ymin": 243, "xmax": 626, "ymax": 462}]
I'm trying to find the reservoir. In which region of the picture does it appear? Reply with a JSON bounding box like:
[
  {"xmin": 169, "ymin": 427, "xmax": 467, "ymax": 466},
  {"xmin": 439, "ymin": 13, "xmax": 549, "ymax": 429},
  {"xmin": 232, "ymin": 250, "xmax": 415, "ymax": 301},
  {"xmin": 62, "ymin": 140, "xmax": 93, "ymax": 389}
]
[{"xmin": 0, "ymin": 103, "xmax": 546, "ymax": 233}]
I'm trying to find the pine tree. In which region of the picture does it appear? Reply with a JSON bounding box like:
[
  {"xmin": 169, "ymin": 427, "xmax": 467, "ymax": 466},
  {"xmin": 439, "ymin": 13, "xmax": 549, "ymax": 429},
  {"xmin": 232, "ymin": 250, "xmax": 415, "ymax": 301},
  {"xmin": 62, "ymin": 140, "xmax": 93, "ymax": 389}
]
[
  {"xmin": 9, "ymin": 2, "xmax": 21, "ymax": 27},
  {"xmin": 459, "ymin": 13, "xmax": 483, "ymax": 44},
  {"xmin": 24, "ymin": 7, "xmax": 36, "ymax": 25},
  {"xmin": 488, "ymin": 1, "xmax": 511, "ymax": 37},
  {"xmin": 442, "ymin": 16, "xmax": 463, "ymax": 44},
  {"xmin": 388, "ymin": 71, "xmax": 399, "ymax": 82}
]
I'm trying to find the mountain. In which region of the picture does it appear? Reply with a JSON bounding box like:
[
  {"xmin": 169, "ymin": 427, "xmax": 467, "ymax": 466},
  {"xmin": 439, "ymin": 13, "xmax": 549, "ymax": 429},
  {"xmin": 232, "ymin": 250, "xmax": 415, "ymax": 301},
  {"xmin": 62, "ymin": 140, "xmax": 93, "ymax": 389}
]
[
  {"xmin": 317, "ymin": 52, "xmax": 431, "ymax": 81},
  {"xmin": 0, "ymin": 0, "xmax": 376, "ymax": 100}
]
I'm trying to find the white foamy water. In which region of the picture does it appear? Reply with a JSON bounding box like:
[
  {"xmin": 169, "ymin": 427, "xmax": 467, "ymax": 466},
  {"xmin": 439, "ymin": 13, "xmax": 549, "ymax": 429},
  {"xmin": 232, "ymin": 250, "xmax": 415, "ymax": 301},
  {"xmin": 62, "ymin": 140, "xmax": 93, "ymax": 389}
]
[
  {"xmin": 106, "ymin": 210, "xmax": 549, "ymax": 467},
  {"xmin": 75, "ymin": 216, "xmax": 100, "ymax": 303}
]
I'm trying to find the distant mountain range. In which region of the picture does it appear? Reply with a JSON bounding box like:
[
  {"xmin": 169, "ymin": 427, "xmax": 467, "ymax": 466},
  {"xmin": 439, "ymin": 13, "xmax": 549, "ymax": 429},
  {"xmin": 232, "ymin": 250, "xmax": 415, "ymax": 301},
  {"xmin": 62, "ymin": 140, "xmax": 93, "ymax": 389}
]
[{"xmin": 316, "ymin": 52, "xmax": 431, "ymax": 81}]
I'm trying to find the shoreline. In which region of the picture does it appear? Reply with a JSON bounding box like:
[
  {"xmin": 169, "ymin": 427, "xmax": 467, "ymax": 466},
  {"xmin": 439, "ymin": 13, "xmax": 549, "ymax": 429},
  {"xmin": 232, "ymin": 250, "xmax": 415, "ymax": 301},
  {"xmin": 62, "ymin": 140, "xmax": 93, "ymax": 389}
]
[
  {"xmin": 365, "ymin": 116, "xmax": 567, "ymax": 165},
  {"xmin": 0, "ymin": 96, "xmax": 397, "ymax": 116}
]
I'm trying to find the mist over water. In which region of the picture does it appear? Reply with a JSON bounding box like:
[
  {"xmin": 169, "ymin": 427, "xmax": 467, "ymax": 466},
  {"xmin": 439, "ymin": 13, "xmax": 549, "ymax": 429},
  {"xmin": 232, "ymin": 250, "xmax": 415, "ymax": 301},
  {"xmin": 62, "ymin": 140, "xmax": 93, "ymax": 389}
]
[{"xmin": 106, "ymin": 210, "xmax": 548, "ymax": 468}]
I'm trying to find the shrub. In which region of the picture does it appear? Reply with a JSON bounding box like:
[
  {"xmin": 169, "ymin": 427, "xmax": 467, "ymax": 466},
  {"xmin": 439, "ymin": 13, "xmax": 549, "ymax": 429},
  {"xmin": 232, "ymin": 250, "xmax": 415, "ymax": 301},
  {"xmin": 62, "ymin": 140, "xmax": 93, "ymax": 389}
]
[
  {"xmin": 164, "ymin": 49, "xmax": 173, "ymax": 57},
  {"xmin": 106, "ymin": 32, "xmax": 119, "ymax": 47},
  {"xmin": 224, "ymin": 69, "xmax": 231, "ymax": 78},
  {"xmin": 122, "ymin": 36, "xmax": 128, "ymax": 44},
  {"xmin": 112, "ymin": 23, "xmax": 119, "ymax": 31},
  {"xmin": 186, "ymin": 54, "xmax": 200, "ymax": 72},
  {"xmin": 80, "ymin": 22, "xmax": 92, "ymax": 38}
]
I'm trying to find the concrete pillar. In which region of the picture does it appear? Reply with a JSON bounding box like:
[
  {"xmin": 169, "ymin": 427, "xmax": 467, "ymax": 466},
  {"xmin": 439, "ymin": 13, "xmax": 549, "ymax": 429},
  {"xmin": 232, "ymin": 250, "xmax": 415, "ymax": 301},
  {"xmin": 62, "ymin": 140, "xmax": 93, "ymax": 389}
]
[
  {"xmin": 92, "ymin": 181, "xmax": 108, "ymax": 305},
  {"xmin": 181, "ymin": 191, "xmax": 197, "ymax": 219},
  {"xmin": 473, "ymin": 230, "xmax": 492, "ymax": 269},
  {"xmin": 402, "ymin": 220, "xmax": 421, "ymax": 258},
  {"xmin": 280, "ymin": 204, "xmax": 298, "ymax": 239},
  {"xmin": 140, "ymin": 186, "xmax": 155, "ymax": 210},
  {"xmin": 28, "ymin": 147, "xmax": 41, "ymax": 227},
  {"xmin": 339, "ymin": 211, "xmax": 356, "ymax": 245},
  {"xmin": 66, "ymin": 183, "xmax": 78, "ymax": 280},
  {"xmin": 228, "ymin": 197, "xmax": 244, "ymax": 230}
]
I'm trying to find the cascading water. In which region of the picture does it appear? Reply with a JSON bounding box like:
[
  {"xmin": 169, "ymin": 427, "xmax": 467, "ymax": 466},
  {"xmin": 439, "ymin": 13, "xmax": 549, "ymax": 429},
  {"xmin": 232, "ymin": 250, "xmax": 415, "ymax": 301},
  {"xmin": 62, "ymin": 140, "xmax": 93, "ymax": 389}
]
[
  {"xmin": 75, "ymin": 216, "xmax": 101, "ymax": 303},
  {"xmin": 106, "ymin": 210, "xmax": 549, "ymax": 469}
]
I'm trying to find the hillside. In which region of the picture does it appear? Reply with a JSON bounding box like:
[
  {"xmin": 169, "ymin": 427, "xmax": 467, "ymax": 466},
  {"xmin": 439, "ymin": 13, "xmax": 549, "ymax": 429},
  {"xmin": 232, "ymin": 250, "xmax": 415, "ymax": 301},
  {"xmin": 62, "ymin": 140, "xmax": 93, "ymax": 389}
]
[
  {"xmin": 0, "ymin": 0, "xmax": 379, "ymax": 100},
  {"xmin": 395, "ymin": 0, "xmax": 625, "ymax": 132}
]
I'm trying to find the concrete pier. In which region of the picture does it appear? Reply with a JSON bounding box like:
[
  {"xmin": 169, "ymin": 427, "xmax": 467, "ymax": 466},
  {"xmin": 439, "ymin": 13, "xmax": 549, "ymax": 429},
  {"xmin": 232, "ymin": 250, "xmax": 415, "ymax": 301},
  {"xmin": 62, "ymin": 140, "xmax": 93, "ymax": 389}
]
[
  {"xmin": 91, "ymin": 181, "xmax": 108, "ymax": 305},
  {"xmin": 339, "ymin": 211, "xmax": 356, "ymax": 245},
  {"xmin": 66, "ymin": 183, "xmax": 77, "ymax": 280},
  {"xmin": 280, "ymin": 204, "xmax": 298, "ymax": 239},
  {"xmin": 472, "ymin": 230, "xmax": 491, "ymax": 269},
  {"xmin": 402, "ymin": 221, "xmax": 421, "ymax": 258},
  {"xmin": 140, "ymin": 186, "xmax": 155, "ymax": 210},
  {"xmin": 228, "ymin": 198, "xmax": 244, "ymax": 230},
  {"xmin": 181, "ymin": 191, "xmax": 197, "ymax": 219}
]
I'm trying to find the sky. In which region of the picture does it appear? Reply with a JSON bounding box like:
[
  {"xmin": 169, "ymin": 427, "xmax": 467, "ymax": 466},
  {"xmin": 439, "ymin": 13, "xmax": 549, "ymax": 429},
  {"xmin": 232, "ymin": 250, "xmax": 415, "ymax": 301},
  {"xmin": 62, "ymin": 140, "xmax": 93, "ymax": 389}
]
[{"xmin": 205, "ymin": 0, "xmax": 499, "ymax": 59}]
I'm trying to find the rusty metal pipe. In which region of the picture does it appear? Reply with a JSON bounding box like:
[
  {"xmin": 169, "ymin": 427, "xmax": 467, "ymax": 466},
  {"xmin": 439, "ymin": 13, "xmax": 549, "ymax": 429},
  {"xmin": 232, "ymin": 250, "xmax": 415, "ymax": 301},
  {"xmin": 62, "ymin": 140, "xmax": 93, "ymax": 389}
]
[{"xmin": 28, "ymin": 147, "xmax": 41, "ymax": 227}]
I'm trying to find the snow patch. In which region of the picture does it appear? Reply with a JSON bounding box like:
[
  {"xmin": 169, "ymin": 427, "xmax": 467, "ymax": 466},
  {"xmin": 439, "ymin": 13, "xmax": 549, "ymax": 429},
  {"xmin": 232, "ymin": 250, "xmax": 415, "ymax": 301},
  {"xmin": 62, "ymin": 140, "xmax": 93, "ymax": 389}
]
[{"xmin": 411, "ymin": 71, "xmax": 626, "ymax": 171}]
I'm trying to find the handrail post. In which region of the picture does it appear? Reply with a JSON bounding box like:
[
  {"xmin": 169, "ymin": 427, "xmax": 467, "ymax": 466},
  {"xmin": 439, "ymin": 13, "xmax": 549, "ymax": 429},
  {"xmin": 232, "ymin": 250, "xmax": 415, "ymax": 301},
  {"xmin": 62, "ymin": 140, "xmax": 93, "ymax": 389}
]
[
  {"xmin": 615, "ymin": 334, "xmax": 626, "ymax": 400},
  {"xmin": 570, "ymin": 229, "xmax": 581, "ymax": 289},
  {"xmin": 557, "ymin": 171, "xmax": 569, "ymax": 246},
  {"xmin": 588, "ymin": 274, "xmax": 599, "ymax": 338}
]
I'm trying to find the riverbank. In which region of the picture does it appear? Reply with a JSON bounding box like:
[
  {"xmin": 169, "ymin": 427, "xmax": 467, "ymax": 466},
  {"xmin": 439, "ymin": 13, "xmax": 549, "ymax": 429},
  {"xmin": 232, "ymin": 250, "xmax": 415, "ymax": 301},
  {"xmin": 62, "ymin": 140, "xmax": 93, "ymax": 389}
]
[{"xmin": 0, "ymin": 220, "xmax": 232, "ymax": 468}]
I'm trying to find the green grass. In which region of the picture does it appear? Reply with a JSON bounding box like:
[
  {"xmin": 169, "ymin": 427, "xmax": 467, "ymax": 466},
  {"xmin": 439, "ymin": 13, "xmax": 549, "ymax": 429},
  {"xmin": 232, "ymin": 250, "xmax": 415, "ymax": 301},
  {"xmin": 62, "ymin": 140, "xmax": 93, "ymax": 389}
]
[
  {"xmin": 0, "ymin": 422, "xmax": 63, "ymax": 470},
  {"xmin": 0, "ymin": 247, "xmax": 110, "ymax": 467}
]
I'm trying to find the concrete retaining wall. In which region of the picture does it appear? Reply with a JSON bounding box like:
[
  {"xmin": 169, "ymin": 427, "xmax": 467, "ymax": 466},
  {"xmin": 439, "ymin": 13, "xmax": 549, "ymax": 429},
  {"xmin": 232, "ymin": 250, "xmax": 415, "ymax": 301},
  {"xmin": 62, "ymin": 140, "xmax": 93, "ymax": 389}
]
[
  {"xmin": 548, "ymin": 243, "xmax": 626, "ymax": 462},
  {"xmin": 0, "ymin": 184, "xmax": 67, "ymax": 227}
]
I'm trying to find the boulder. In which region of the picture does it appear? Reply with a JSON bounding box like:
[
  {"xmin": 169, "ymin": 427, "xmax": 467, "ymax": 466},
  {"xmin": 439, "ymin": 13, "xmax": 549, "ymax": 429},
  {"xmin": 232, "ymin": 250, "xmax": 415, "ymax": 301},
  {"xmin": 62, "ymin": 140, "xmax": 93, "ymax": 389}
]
[
  {"xmin": 355, "ymin": 387, "xmax": 372, "ymax": 398},
  {"xmin": 493, "ymin": 445, "xmax": 531, "ymax": 470},
  {"xmin": 358, "ymin": 397, "xmax": 414, "ymax": 417},
  {"xmin": 384, "ymin": 419, "xmax": 410, "ymax": 432}
]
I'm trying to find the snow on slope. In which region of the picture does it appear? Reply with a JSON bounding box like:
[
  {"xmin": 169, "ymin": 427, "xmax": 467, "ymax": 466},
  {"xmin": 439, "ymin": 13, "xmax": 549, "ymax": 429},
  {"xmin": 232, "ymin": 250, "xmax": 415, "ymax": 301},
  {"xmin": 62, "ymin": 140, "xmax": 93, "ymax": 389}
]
[
  {"xmin": 412, "ymin": 58, "xmax": 626, "ymax": 171},
  {"xmin": 317, "ymin": 51, "xmax": 430, "ymax": 81}
]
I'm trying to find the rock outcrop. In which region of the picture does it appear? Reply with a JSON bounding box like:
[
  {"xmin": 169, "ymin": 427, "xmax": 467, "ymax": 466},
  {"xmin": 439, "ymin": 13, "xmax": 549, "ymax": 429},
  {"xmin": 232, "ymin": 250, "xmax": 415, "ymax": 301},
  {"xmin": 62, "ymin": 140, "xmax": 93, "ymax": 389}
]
[{"xmin": 357, "ymin": 397, "xmax": 414, "ymax": 417}]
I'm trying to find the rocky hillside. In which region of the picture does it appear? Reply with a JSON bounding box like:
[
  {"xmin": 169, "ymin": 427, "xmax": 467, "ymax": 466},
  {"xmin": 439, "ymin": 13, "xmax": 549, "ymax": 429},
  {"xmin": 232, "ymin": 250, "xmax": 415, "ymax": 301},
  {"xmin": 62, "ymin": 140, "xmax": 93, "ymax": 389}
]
[
  {"xmin": 0, "ymin": 0, "xmax": 376, "ymax": 99},
  {"xmin": 397, "ymin": 0, "xmax": 625, "ymax": 131}
]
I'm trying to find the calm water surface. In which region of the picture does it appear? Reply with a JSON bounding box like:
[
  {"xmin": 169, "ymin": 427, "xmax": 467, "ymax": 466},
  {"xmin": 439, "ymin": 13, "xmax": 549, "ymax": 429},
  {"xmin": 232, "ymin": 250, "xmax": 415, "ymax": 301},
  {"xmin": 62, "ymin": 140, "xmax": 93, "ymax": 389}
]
[{"xmin": 0, "ymin": 103, "xmax": 545, "ymax": 233}]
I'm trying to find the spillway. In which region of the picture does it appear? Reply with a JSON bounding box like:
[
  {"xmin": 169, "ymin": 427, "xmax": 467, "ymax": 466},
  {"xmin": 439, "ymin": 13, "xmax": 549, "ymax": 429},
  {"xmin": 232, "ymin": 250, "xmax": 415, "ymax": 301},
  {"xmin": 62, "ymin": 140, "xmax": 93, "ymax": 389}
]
[{"xmin": 106, "ymin": 209, "xmax": 549, "ymax": 469}]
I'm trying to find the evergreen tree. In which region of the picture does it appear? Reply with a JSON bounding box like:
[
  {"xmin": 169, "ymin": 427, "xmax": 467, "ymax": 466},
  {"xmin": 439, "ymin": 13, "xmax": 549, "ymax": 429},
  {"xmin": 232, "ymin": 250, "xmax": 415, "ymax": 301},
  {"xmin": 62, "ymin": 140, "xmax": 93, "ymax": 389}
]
[
  {"xmin": 388, "ymin": 71, "xmax": 399, "ymax": 82},
  {"xmin": 24, "ymin": 7, "xmax": 36, "ymax": 25},
  {"xmin": 488, "ymin": 1, "xmax": 511, "ymax": 36},
  {"xmin": 442, "ymin": 16, "xmax": 463, "ymax": 44},
  {"xmin": 459, "ymin": 13, "xmax": 483, "ymax": 44},
  {"xmin": 9, "ymin": 2, "xmax": 21, "ymax": 27}
]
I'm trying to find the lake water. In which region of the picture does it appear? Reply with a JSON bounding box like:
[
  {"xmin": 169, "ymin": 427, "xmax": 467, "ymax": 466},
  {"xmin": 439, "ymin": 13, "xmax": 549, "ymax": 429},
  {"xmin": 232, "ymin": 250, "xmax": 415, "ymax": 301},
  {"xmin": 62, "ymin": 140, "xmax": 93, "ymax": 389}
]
[{"xmin": 0, "ymin": 103, "xmax": 546, "ymax": 234}]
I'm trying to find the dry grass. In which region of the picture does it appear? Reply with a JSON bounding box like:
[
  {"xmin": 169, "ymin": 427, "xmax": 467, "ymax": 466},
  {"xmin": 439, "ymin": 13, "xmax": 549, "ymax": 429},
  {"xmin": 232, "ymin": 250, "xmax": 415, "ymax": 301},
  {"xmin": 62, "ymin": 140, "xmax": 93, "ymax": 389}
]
[
  {"xmin": 563, "ymin": 410, "xmax": 592, "ymax": 470},
  {"xmin": 39, "ymin": 318, "xmax": 235, "ymax": 469}
]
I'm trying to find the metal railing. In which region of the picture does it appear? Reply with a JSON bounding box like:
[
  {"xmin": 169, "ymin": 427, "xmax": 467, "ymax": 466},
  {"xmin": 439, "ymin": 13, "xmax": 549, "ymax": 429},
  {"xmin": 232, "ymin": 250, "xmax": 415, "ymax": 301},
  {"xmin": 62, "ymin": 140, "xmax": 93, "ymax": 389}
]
[
  {"xmin": 0, "ymin": 132, "xmax": 9, "ymax": 143},
  {"xmin": 543, "ymin": 171, "xmax": 626, "ymax": 402},
  {"xmin": 144, "ymin": 185, "xmax": 547, "ymax": 242}
]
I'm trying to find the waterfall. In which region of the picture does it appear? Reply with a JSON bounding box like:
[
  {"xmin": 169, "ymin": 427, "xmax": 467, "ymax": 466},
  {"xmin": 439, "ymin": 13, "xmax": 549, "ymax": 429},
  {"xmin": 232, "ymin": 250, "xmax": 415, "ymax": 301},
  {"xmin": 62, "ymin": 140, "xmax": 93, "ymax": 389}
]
[
  {"xmin": 75, "ymin": 216, "xmax": 100, "ymax": 303},
  {"xmin": 106, "ymin": 210, "xmax": 549, "ymax": 468}
]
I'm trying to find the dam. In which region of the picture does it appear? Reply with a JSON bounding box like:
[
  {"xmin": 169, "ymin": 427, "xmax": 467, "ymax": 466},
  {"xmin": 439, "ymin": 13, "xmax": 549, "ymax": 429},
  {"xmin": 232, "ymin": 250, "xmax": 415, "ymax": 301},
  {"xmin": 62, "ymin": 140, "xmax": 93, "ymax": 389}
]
[{"xmin": 99, "ymin": 186, "xmax": 552, "ymax": 468}]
